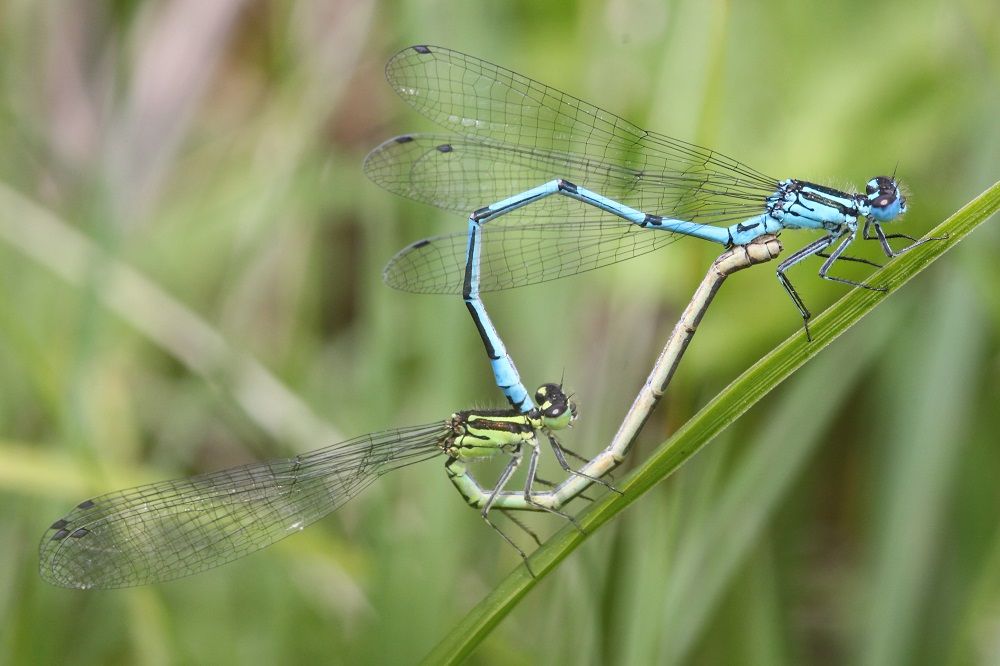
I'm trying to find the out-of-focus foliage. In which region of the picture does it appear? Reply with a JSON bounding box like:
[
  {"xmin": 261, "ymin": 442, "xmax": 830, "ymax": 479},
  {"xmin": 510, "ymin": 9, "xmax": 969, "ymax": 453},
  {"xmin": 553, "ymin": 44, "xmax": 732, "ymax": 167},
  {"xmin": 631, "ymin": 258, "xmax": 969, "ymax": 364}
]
[{"xmin": 0, "ymin": 1, "xmax": 996, "ymax": 664}]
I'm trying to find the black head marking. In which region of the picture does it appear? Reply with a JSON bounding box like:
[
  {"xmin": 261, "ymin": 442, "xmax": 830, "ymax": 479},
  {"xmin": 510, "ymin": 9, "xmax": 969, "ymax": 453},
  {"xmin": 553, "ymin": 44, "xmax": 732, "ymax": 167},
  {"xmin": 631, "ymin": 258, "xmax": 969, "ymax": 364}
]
[
  {"xmin": 867, "ymin": 176, "xmax": 900, "ymax": 207},
  {"xmin": 535, "ymin": 383, "xmax": 570, "ymax": 418}
]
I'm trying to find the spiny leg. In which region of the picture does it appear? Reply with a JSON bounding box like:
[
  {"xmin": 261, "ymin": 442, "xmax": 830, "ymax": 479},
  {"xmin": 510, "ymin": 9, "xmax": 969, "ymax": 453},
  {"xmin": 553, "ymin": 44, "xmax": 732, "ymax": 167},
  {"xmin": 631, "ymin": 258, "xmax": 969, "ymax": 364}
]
[
  {"xmin": 863, "ymin": 218, "xmax": 947, "ymax": 257},
  {"xmin": 815, "ymin": 252, "xmax": 883, "ymax": 269},
  {"xmin": 533, "ymin": 474, "xmax": 596, "ymax": 502},
  {"xmin": 445, "ymin": 455, "xmax": 536, "ymax": 574},
  {"xmin": 480, "ymin": 448, "xmax": 536, "ymax": 574},
  {"xmin": 555, "ymin": 442, "xmax": 591, "ymax": 466},
  {"xmin": 521, "ymin": 437, "xmax": 586, "ymax": 533},
  {"xmin": 554, "ymin": 439, "xmax": 616, "ymax": 482},
  {"xmin": 546, "ymin": 433, "xmax": 621, "ymax": 494},
  {"xmin": 776, "ymin": 234, "xmax": 838, "ymax": 340},
  {"xmin": 818, "ymin": 230, "xmax": 887, "ymax": 292},
  {"xmin": 499, "ymin": 509, "xmax": 542, "ymax": 547}
]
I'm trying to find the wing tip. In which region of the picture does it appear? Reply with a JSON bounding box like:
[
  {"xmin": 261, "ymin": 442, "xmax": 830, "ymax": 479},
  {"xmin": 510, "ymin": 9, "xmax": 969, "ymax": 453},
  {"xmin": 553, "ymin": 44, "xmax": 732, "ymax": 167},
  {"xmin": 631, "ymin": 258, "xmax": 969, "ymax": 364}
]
[
  {"xmin": 387, "ymin": 44, "xmax": 440, "ymax": 74},
  {"xmin": 382, "ymin": 239, "xmax": 463, "ymax": 295}
]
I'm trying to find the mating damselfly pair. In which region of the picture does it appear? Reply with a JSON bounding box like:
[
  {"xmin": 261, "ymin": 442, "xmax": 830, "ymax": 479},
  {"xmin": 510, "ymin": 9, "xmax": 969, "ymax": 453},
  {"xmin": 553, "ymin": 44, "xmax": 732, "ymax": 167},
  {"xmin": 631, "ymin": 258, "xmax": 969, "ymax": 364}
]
[{"xmin": 40, "ymin": 45, "xmax": 937, "ymax": 589}]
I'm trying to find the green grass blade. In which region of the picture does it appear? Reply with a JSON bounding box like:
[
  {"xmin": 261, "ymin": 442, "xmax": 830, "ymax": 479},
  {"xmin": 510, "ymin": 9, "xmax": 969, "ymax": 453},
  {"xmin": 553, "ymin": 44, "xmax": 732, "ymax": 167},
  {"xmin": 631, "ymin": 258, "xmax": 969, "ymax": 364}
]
[
  {"xmin": 0, "ymin": 183, "xmax": 344, "ymax": 449},
  {"xmin": 859, "ymin": 264, "xmax": 983, "ymax": 665},
  {"xmin": 421, "ymin": 179, "xmax": 1000, "ymax": 666},
  {"xmin": 654, "ymin": 309, "xmax": 898, "ymax": 663}
]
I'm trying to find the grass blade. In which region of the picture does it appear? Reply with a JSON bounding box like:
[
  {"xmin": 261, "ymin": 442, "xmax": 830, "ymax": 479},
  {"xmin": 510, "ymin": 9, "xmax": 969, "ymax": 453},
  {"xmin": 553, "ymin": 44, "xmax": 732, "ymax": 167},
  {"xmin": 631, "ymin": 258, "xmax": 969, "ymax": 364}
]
[{"xmin": 0, "ymin": 183, "xmax": 343, "ymax": 449}]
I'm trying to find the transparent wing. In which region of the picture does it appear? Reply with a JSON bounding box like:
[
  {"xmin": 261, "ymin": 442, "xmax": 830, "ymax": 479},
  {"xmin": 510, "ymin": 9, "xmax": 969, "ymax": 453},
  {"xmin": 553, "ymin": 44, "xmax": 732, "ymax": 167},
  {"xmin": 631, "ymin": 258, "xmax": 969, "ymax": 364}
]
[
  {"xmin": 384, "ymin": 215, "xmax": 692, "ymax": 294},
  {"xmin": 365, "ymin": 133, "xmax": 771, "ymax": 225},
  {"xmin": 369, "ymin": 47, "xmax": 781, "ymax": 291},
  {"xmin": 379, "ymin": 45, "xmax": 778, "ymax": 221},
  {"xmin": 370, "ymin": 135, "xmax": 760, "ymax": 293},
  {"xmin": 39, "ymin": 424, "xmax": 446, "ymax": 589}
]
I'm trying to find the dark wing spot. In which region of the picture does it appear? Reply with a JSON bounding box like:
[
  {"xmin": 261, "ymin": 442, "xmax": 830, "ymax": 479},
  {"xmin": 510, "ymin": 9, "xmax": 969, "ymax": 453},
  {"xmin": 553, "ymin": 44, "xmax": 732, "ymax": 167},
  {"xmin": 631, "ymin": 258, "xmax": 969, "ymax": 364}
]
[
  {"xmin": 77, "ymin": 499, "xmax": 95, "ymax": 509},
  {"xmin": 435, "ymin": 144, "xmax": 453, "ymax": 153},
  {"xmin": 412, "ymin": 239, "xmax": 431, "ymax": 249},
  {"xmin": 50, "ymin": 529, "xmax": 70, "ymax": 540},
  {"xmin": 70, "ymin": 528, "xmax": 90, "ymax": 538},
  {"xmin": 413, "ymin": 45, "xmax": 432, "ymax": 54},
  {"xmin": 394, "ymin": 135, "xmax": 414, "ymax": 144},
  {"xmin": 50, "ymin": 518, "xmax": 69, "ymax": 530}
]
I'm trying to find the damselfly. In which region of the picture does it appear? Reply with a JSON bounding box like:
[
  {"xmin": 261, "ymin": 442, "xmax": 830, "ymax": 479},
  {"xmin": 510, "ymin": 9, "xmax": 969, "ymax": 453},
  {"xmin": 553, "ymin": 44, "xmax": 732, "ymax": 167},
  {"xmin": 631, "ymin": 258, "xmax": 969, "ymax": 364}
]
[
  {"xmin": 40, "ymin": 384, "xmax": 581, "ymax": 588},
  {"xmin": 365, "ymin": 45, "xmax": 943, "ymax": 411}
]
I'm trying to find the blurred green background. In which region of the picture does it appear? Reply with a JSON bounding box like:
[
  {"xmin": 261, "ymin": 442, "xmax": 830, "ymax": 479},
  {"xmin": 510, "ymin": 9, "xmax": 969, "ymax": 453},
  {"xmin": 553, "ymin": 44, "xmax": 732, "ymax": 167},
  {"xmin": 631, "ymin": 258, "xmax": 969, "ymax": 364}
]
[{"xmin": 1, "ymin": 1, "xmax": 997, "ymax": 664}]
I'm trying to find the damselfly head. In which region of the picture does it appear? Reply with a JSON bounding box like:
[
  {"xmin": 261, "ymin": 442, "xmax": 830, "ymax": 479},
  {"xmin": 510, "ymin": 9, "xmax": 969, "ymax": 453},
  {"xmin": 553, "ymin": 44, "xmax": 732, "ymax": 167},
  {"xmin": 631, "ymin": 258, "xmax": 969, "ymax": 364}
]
[
  {"xmin": 534, "ymin": 383, "xmax": 577, "ymax": 430},
  {"xmin": 865, "ymin": 176, "xmax": 907, "ymax": 222}
]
